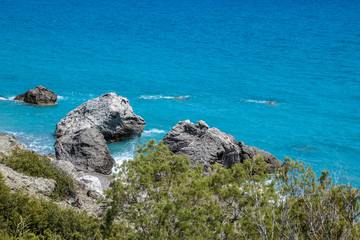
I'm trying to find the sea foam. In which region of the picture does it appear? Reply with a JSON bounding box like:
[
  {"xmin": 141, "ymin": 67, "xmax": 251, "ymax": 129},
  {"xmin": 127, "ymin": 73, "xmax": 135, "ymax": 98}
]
[
  {"xmin": 139, "ymin": 95, "xmax": 190, "ymax": 100},
  {"xmin": 142, "ymin": 129, "xmax": 166, "ymax": 137}
]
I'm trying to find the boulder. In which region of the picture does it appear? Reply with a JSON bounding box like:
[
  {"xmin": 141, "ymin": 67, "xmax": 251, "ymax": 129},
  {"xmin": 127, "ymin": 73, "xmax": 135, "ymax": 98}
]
[
  {"xmin": 76, "ymin": 175, "xmax": 103, "ymax": 197},
  {"xmin": 55, "ymin": 93, "xmax": 146, "ymax": 142},
  {"xmin": 54, "ymin": 127, "xmax": 115, "ymax": 175},
  {"xmin": 162, "ymin": 120, "xmax": 281, "ymax": 171},
  {"xmin": 15, "ymin": 85, "xmax": 57, "ymax": 105}
]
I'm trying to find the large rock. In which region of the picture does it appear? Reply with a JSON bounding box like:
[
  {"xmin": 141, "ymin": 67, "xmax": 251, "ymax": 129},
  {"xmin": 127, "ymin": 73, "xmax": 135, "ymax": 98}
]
[
  {"xmin": 15, "ymin": 85, "xmax": 57, "ymax": 105},
  {"xmin": 54, "ymin": 127, "xmax": 115, "ymax": 174},
  {"xmin": 55, "ymin": 93, "xmax": 146, "ymax": 142},
  {"xmin": 162, "ymin": 120, "xmax": 281, "ymax": 171}
]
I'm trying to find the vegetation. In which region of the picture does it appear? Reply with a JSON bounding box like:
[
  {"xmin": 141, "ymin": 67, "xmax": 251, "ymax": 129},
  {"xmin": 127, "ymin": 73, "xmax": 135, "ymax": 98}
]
[
  {"xmin": 0, "ymin": 172, "xmax": 102, "ymax": 239},
  {"xmin": 1, "ymin": 148, "xmax": 75, "ymax": 200},
  {"xmin": 103, "ymin": 140, "xmax": 360, "ymax": 239},
  {"xmin": 1, "ymin": 141, "xmax": 360, "ymax": 239}
]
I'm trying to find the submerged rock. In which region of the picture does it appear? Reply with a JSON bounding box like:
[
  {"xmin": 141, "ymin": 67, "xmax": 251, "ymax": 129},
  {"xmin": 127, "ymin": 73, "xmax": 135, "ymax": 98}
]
[
  {"xmin": 54, "ymin": 127, "xmax": 115, "ymax": 175},
  {"xmin": 163, "ymin": 120, "xmax": 281, "ymax": 171},
  {"xmin": 55, "ymin": 93, "xmax": 146, "ymax": 142},
  {"xmin": 15, "ymin": 85, "xmax": 57, "ymax": 105}
]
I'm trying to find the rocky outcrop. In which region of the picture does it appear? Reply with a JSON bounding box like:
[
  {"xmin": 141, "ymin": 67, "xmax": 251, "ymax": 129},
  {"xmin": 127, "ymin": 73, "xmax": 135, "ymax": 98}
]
[
  {"xmin": 15, "ymin": 85, "xmax": 57, "ymax": 105},
  {"xmin": 163, "ymin": 120, "xmax": 281, "ymax": 171},
  {"xmin": 237, "ymin": 141, "xmax": 280, "ymax": 172},
  {"xmin": 0, "ymin": 133, "xmax": 106, "ymax": 215},
  {"xmin": 0, "ymin": 163, "xmax": 56, "ymax": 197},
  {"xmin": 55, "ymin": 93, "xmax": 146, "ymax": 142},
  {"xmin": 54, "ymin": 127, "xmax": 115, "ymax": 175},
  {"xmin": 57, "ymin": 160, "xmax": 110, "ymax": 197},
  {"xmin": 0, "ymin": 134, "xmax": 25, "ymax": 159}
]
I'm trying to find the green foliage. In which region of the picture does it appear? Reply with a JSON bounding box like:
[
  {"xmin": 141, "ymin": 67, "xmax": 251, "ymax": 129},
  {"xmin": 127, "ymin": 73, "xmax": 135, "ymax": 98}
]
[
  {"xmin": 103, "ymin": 140, "xmax": 360, "ymax": 240},
  {"xmin": 2, "ymin": 140, "xmax": 360, "ymax": 239},
  {"xmin": 0, "ymin": 172, "xmax": 102, "ymax": 240},
  {"xmin": 1, "ymin": 148, "xmax": 75, "ymax": 200}
]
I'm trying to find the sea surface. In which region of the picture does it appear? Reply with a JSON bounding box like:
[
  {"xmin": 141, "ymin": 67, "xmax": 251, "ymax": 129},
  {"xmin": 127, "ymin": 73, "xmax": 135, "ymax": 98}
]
[{"xmin": 1, "ymin": 0, "xmax": 359, "ymax": 184}]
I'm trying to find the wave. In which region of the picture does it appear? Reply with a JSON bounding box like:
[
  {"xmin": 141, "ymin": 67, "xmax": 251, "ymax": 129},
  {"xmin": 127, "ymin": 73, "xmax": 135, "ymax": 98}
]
[
  {"xmin": 112, "ymin": 151, "xmax": 134, "ymax": 169},
  {"xmin": 57, "ymin": 95, "xmax": 68, "ymax": 101},
  {"xmin": 244, "ymin": 99, "xmax": 269, "ymax": 104},
  {"xmin": 0, "ymin": 96, "xmax": 16, "ymax": 101},
  {"xmin": 243, "ymin": 99, "xmax": 278, "ymax": 105},
  {"xmin": 3, "ymin": 130, "xmax": 54, "ymax": 154},
  {"xmin": 139, "ymin": 95, "xmax": 190, "ymax": 100},
  {"xmin": 142, "ymin": 129, "xmax": 166, "ymax": 137}
]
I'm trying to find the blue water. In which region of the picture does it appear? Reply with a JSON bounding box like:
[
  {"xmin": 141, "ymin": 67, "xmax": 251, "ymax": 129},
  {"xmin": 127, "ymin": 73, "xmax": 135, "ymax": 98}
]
[{"xmin": 1, "ymin": 0, "xmax": 359, "ymax": 184}]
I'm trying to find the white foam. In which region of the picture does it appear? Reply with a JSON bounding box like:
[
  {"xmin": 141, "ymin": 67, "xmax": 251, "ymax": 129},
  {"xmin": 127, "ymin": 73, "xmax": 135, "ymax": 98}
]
[
  {"xmin": 142, "ymin": 129, "xmax": 166, "ymax": 136},
  {"xmin": 57, "ymin": 95, "xmax": 68, "ymax": 101},
  {"xmin": 112, "ymin": 151, "xmax": 134, "ymax": 165},
  {"xmin": 244, "ymin": 99, "xmax": 269, "ymax": 104},
  {"xmin": 4, "ymin": 131, "xmax": 53, "ymax": 154},
  {"xmin": 139, "ymin": 95, "xmax": 190, "ymax": 100},
  {"xmin": 0, "ymin": 96, "xmax": 15, "ymax": 101}
]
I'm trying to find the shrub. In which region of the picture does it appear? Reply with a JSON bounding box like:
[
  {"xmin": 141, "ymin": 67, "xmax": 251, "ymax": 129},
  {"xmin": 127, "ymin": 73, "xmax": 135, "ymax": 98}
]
[
  {"xmin": 1, "ymin": 148, "xmax": 75, "ymax": 200},
  {"xmin": 0, "ymin": 172, "xmax": 102, "ymax": 239},
  {"xmin": 103, "ymin": 140, "xmax": 360, "ymax": 239}
]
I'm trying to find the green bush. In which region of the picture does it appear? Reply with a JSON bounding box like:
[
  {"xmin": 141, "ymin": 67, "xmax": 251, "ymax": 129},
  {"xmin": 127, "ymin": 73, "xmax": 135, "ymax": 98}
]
[
  {"xmin": 0, "ymin": 172, "xmax": 102, "ymax": 239},
  {"xmin": 103, "ymin": 140, "xmax": 360, "ymax": 239},
  {"xmin": 1, "ymin": 148, "xmax": 75, "ymax": 200},
  {"xmin": 1, "ymin": 141, "xmax": 360, "ymax": 239}
]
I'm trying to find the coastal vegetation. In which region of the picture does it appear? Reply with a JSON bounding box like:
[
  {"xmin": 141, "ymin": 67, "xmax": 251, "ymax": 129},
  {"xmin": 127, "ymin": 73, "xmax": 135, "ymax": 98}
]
[
  {"xmin": 0, "ymin": 171, "xmax": 102, "ymax": 239},
  {"xmin": 0, "ymin": 141, "xmax": 359, "ymax": 239},
  {"xmin": 1, "ymin": 148, "xmax": 75, "ymax": 200}
]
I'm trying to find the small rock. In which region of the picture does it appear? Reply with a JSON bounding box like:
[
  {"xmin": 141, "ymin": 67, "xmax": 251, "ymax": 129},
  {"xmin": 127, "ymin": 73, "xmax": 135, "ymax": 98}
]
[
  {"xmin": 15, "ymin": 85, "xmax": 57, "ymax": 105},
  {"xmin": 57, "ymin": 160, "xmax": 75, "ymax": 174},
  {"xmin": 54, "ymin": 128, "xmax": 115, "ymax": 174},
  {"xmin": 77, "ymin": 175, "xmax": 103, "ymax": 197},
  {"xmin": 55, "ymin": 92, "xmax": 146, "ymax": 142}
]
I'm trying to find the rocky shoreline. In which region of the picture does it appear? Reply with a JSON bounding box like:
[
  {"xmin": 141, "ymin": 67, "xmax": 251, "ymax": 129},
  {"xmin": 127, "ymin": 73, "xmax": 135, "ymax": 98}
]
[{"xmin": 1, "ymin": 90, "xmax": 282, "ymax": 215}]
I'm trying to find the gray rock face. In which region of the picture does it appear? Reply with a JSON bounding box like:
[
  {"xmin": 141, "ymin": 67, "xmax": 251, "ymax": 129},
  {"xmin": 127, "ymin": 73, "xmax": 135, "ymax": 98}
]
[
  {"xmin": 163, "ymin": 120, "xmax": 281, "ymax": 171},
  {"xmin": 55, "ymin": 93, "xmax": 146, "ymax": 142},
  {"xmin": 0, "ymin": 134, "xmax": 25, "ymax": 159},
  {"xmin": 54, "ymin": 128, "xmax": 115, "ymax": 175},
  {"xmin": 0, "ymin": 163, "xmax": 56, "ymax": 197},
  {"xmin": 15, "ymin": 85, "xmax": 57, "ymax": 105},
  {"xmin": 76, "ymin": 175, "xmax": 103, "ymax": 197}
]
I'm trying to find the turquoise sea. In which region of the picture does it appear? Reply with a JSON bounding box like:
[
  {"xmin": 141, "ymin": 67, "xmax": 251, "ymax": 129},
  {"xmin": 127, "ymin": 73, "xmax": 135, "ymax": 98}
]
[{"xmin": 1, "ymin": 0, "xmax": 359, "ymax": 184}]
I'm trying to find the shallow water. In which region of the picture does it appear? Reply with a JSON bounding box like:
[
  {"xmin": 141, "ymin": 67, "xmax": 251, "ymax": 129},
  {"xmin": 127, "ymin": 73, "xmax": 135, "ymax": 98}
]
[{"xmin": 1, "ymin": 0, "xmax": 359, "ymax": 184}]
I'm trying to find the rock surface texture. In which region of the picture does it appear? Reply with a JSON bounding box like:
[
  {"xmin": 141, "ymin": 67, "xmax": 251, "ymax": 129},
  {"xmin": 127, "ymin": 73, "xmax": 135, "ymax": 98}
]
[
  {"xmin": 15, "ymin": 85, "xmax": 57, "ymax": 105},
  {"xmin": 55, "ymin": 92, "xmax": 146, "ymax": 142},
  {"xmin": 0, "ymin": 134, "xmax": 25, "ymax": 159},
  {"xmin": 0, "ymin": 134, "xmax": 55, "ymax": 197},
  {"xmin": 54, "ymin": 127, "xmax": 115, "ymax": 175},
  {"xmin": 163, "ymin": 120, "xmax": 281, "ymax": 171},
  {"xmin": 0, "ymin": 163, "xmax": 56, "ymax": 197}
]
